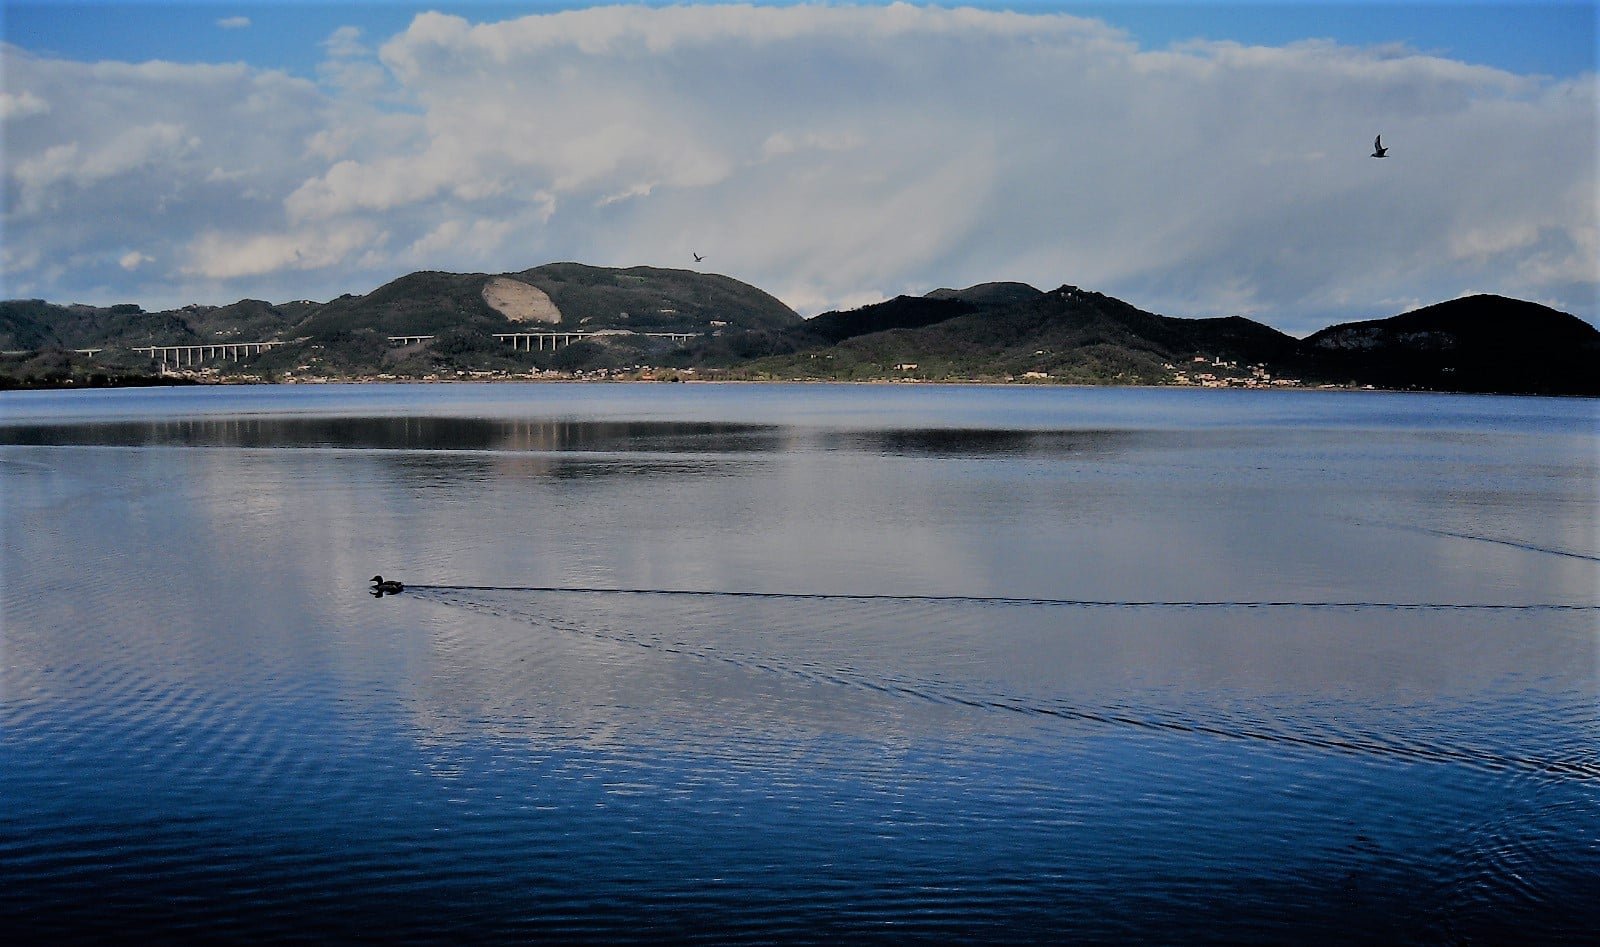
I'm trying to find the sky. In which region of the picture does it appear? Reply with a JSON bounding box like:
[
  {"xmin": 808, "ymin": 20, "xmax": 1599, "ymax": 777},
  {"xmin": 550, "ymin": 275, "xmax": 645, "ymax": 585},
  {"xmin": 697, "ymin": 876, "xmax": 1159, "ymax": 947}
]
[{"xmin": 2, "ymin": 1, "xmax": 1595, "ymax": 335}]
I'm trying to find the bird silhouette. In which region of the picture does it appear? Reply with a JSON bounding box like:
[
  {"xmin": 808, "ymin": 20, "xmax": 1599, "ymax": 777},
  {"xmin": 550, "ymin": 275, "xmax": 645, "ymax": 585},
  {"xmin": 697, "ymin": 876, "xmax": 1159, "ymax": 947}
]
[
  {"xmin": 370, "ymin": 575, "xmax": 404, "ymax": 595},
  {"xmin": 692, "ymin": 252, "xmax": 704, "ymax": 262},
  {"xmin": 1371, "ymin": 135, "xmax": 1388, "ymax": 158}
]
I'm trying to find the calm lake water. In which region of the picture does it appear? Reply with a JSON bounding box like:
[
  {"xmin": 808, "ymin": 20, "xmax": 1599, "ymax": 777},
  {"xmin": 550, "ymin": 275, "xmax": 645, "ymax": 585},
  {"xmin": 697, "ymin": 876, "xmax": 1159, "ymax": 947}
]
[{"xmin": 2, "ymin": 382, "xmax": 1596, "ymax": 943}]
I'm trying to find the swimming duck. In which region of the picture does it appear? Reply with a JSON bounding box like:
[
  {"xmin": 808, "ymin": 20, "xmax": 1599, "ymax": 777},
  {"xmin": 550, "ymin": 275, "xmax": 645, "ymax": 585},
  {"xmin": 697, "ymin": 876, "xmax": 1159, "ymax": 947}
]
[{"xmin": 371, "ymin": 575, "xmax": 404, "ymax": 594}]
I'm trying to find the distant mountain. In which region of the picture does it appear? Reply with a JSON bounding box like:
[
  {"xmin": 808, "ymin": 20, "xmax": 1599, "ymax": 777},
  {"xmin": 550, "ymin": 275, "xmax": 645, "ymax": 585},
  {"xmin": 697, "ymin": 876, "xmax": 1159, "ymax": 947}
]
[
  {"xmin": 748, "ymin": 284, "xmax": 1304, "ymax": 385},
  {"xmin": 795, "ymin": 295, "xmax": 979, "ymax": 346},
  {"xmin": 2, "ymin": 270, "xmax": 1594, "ymax": 396},
  {"xmin": 294, "ymin": 263, "xmax": 800, "ymax": 338},
  {"xmin": 181, "ymin": 299, "xmax": 319, "ymax": 341},
  {"xmin": 789, "ymin": 282, "xmax": 1046, "ymax": 348},
  {"xmin": 1, "ymin": 264, "xmax": 802, "ymax": 381},
  {"xmin": 741, "ymin": 287, "xmax": 1595, "ymax": 395},
  {"xmin": 512, "ymin": 263, "xmax": 800, "ymax": 333},
  {"xmin": 925, "ymin": 282, "xmax": 1046, "ymax": 307},
  {"xmin": 0, "ymin": 299, "xmax": 213, "ymax": 350},
  {"xmin": 1302, "ymin": 294, "xmax": 1600, "ymax": 396},
  {"xmin": 298, "ymin": 271, "xmax": 504, "ymax": 339},
  {"xmin": 0, "ymin": 264, "xmax": 798, "ymax": 347}
]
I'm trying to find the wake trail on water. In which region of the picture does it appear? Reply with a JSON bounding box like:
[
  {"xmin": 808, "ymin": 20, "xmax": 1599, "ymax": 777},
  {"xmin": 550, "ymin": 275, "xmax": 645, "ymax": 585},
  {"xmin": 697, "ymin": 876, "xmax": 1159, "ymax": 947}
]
[
  {"xmin": 406, "ymin": 584, "xmax": 1600, "ymax": 611},
  {"xmin": 1353, "ymin": 520, "xmax": 1600, "ymax": 563},
  {"xmin": 405, "ymin": 585, "xmax": 1600, "ymax": 784},
  {"xmin": 1412, "ymin": 527, "xmax": 1600, "ymax": 563}
]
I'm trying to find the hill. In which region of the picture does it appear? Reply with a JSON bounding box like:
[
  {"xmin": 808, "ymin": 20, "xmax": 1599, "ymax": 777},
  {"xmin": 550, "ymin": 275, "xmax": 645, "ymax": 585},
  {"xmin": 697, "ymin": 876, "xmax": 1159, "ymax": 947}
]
[
  {"xmin": 789, "ymin": 282, "xmax": 1048, "ymax": 348},
  {"xmin": 729, "ymin": 287, "xmax": 1594, "ymax": 395},
  {"xmin": 1, "ymin": 264, "xmax": 802, "ymax": 383},
  {"xmin": 1302, "ymin": 295, "xmax": 1600, "ymax": 395},
  {"xmin": 291, "ymin": 263, "xmax": 801, "ymax": 340},
  {"xmin": 2, "ymin": 272, "xmax": 1594, "ymax": 395},
  {"xmin": 925, "ymin": 282, "xmax": 1046, "ymax": 307},
  {"xmin": 513, "ymin": 263, "xmax": 800, "ymax": 333},
  {"xmin": 741, "ymin": 284, "xmax": 1303, "ymax": 385}
]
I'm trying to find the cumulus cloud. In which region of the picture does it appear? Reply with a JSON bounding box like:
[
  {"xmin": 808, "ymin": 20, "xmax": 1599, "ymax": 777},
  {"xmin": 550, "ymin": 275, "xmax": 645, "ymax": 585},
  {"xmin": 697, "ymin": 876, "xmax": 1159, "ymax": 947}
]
[
  {"xmin": 404, "ymin": 217, "xmax": 517, "ymax": 266},
  {"xmin": 322, "ymin": 25, "xmax": 367, "ymax": 58},
  {"xmin": 0, "ymin": 89, "xmax": 50, "ymax": 119},
  {"xmin": 183, "ymin": 221, "xmax": 384, "ymax": 279},
  {"xmin": 1, "ymin": 6, "xmax": 1594, "ymax": 333},
  {"xmin": 13, "ymin": 122, "xmax": 200, "ymax": 213},
  {"xmin": 2, "ymin": 45, "xmax": 329, "ymax": 303}
]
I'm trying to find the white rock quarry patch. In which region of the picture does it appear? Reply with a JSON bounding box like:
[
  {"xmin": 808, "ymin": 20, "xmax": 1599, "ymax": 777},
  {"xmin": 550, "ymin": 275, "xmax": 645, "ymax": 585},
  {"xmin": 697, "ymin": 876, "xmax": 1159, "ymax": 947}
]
[{"xmin": 482, "ymin": 277, "xmax": 561, "ymax": 324}]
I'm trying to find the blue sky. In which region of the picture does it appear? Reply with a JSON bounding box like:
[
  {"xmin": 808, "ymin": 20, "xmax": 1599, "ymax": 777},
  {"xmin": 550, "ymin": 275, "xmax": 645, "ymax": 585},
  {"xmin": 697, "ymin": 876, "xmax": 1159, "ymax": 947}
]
[
  {"xmin": 8, "ymin": 1, "xmax": 1594, "ymax": 78},
  {"xmin": 3, "ymin": 2, "xmax": 1596, "ymax": 332}
]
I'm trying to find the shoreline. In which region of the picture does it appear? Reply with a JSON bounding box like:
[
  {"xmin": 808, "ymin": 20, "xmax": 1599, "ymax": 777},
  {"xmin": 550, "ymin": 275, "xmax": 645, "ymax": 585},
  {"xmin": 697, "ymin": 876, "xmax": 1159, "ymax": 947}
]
[{"xmin": 2, "ymin": 373, "xmax": 1588, "ymax": 400}]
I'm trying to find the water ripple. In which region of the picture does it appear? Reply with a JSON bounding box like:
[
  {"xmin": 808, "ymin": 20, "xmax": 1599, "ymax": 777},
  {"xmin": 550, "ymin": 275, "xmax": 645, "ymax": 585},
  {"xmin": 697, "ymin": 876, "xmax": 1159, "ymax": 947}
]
[{"xmin": 409, "ymin": 587, "xmax": 1600, "ymax": 785}]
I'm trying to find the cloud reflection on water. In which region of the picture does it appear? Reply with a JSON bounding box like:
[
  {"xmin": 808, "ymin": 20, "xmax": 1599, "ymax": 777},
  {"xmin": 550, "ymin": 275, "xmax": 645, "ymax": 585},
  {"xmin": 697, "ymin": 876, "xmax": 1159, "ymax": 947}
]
[{"xmin": 3, "ymin": 386, "xmax": 1597, "ymax": 942}]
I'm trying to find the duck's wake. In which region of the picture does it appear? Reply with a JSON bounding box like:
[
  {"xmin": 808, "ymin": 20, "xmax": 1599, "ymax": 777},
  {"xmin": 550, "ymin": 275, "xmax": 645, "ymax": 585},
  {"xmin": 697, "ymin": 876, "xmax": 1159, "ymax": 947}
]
[
  {"xmin": 405, "ymin": 583, "xmax": 1598, "ymax": 611},
  {"xmin": 406, "ymin": 583, "xmax": 1600, "ymax": 785}
]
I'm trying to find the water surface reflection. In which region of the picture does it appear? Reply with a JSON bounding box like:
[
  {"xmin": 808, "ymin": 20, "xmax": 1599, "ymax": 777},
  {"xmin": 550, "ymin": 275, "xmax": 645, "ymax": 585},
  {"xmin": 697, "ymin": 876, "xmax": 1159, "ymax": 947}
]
[{"xmin": 2, "ymin": 384, "xmax": 1595, "ymax": 944}]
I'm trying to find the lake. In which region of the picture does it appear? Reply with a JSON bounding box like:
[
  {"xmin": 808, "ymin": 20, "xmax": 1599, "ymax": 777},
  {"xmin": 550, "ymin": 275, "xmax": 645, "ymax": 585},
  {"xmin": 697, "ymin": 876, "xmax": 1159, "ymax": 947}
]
[{"xmin": 1, "ymin": 382, "xmax": 1595, "ymax": 943}]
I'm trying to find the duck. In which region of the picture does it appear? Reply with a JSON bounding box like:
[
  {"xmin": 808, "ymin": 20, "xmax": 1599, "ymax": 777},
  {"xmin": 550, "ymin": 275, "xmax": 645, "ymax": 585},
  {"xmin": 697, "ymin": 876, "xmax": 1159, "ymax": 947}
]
[{"xmin": 370, "ymin": 575, "xmax": 404, "ymax": 595}]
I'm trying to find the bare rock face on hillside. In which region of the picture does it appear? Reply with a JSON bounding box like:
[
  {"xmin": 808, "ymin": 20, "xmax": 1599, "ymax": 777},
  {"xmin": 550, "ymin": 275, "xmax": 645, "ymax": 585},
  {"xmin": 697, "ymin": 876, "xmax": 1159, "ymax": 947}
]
[{"xmin": 482, "ymin": 277, "xmax": 561, "ymax": 324}]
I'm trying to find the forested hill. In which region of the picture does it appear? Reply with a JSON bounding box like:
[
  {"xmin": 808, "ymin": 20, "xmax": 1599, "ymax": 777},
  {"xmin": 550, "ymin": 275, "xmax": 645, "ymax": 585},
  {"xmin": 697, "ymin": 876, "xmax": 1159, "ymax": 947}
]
[
  {"xmin": 0, "ymin": 264, "xmax": 800, "ymax": 352},
  {"xmin": 745, "ymin": 284, "xmax": 1296, "ymax": 384},
  {"xmin": 746, "ymin": 285, "xmax": 1596, "ymax": 395},
  {"xmin": 1301, "ymin": 294, "xmax": 1599, "ymax": 396},
  {"xmin": 2, "ymin": 267, "xmax": 1595, "ymax": 396}
]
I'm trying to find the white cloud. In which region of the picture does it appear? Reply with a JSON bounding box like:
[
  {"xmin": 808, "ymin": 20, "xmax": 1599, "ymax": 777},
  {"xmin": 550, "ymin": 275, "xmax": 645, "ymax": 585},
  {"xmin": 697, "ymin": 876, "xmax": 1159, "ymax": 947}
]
[
  {"xmin": 1, "ymin": 7, "xmax": 1593, "ymax": 333},
  {"xmin": 183, "ymin": 221, "xmax": 382, "ymax": 279},
  {"xmin": 322, "ymin": 26, "xmax": 367, "ymax": 58},
  {"xmin": 404, "ymin": 217, "xmax": 516, "ymax": 265},
  {"xmin": 217, "ymin": 16, "xmax": 252, "ymax": 31},
  {"xmin": 0, "ymin": 89, "xmax": 50, "ymax": 119},
  {"xmin": 119, "ymin": 251, "xmax": 154, "ymax": 270}
]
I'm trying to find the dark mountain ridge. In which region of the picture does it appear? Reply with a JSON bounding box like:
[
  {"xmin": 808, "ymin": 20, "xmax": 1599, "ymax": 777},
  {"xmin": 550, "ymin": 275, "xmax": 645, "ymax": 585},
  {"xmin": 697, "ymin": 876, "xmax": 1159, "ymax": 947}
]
[
  {"xmin": 795, "ymin": 295, "xmax": 981, "ymax": 346},
  {"xmin": 2, "ymin": 268, "xmax": 1593, "ymax": 395},
  {"xmin": 751, "ymin": 284, "xmax": 1300, "ymax": 385},
  {"xmin": 0, "ymin": 264, "xmax": 800, "ymax": 351},
  {"xmin": 925, "ymin": 282, "xmax": 1045, "ymax": 307},
  {"xmin": 0, "ymin": 263, "xmax": 804, "ymax": 382},
  {"xmin": 1301, "ymin": 294, "xmax": 1598, "ymax": 395},
  {"xmin": 512, "ymin": 263, "xmax": 800, "ymax": 333},
  {"xmin": 748, "ymin": 284, "xmax": 1594, "ymax": 394}
]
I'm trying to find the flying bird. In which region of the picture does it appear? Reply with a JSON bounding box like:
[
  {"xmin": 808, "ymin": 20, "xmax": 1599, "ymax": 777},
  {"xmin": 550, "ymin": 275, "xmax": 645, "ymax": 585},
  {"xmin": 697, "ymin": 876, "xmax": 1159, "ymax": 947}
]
[
  {"xmin": 1371, "ymin": 135, "xmax": 1388, "ymax": 158},
  {"xmin": 692, "ymin": 252, "xmax": 704, "ymax": 262}
]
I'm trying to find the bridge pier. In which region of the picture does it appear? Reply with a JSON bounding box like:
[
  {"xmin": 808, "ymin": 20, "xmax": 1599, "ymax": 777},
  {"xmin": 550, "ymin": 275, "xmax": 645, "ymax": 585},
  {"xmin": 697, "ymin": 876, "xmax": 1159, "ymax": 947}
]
[
  {"xmin": 133, "ymin": 340, "xmax": 294, "ymax": 367},
  {"xmin": 492, "ymin": 331, "xmax": 692, "ymax": 352},
  {"xmin": 495, "ymin": 332, "xmax": 593, "ymax": 352}
]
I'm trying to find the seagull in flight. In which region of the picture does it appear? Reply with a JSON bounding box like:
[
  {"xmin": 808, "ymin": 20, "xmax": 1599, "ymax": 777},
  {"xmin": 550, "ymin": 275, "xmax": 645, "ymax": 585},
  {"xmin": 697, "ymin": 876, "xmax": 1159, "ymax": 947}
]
[
  {"xmin": 692, "ymin": 252, "xmax": 704, "ymax": 262},
  {"xmin": 1371, "ymin": 135, "xmax": 1388, "ymax": 158}
]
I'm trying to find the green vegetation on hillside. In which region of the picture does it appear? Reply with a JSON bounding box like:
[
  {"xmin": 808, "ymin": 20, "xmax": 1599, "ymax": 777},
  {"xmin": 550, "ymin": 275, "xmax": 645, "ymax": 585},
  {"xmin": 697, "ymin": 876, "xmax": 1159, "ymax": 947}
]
[
  {"xmin": 515, "ymin": 263, "xmax": 801, "ymax": 332},
  {"xmin": 3, "ymin": 269, "xmax": 1594, "ymax": 396}
]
